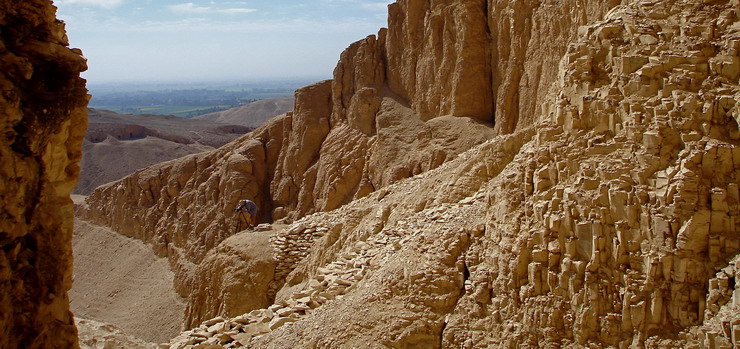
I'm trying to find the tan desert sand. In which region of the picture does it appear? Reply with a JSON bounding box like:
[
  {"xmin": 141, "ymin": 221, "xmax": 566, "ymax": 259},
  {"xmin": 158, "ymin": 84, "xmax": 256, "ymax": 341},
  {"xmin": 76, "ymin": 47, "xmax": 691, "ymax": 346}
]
[{"xmin": 70, "ymin": 214, "xmax": 185, "ymax": 343}]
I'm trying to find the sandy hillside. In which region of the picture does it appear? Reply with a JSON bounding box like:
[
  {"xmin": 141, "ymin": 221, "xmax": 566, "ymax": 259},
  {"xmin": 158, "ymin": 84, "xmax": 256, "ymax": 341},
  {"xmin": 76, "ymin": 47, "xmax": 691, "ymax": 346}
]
[
  {"xmin": 195, "ymin": 97, "xmax": 294, "ymax": 127},
  {"xmin": 77, "ymin": 136, "xmax": 215, "ymax": 195},
  {"xmin": 70, "ymin": 212, "xmax": 185, "ymax": 344},
  {"xmin": 74, "ymin": 109, "xmax": 252, "ymax": 195},
  {"xmin": 85, "ymin": 108, "xmax": 251, "ymax": 147}
]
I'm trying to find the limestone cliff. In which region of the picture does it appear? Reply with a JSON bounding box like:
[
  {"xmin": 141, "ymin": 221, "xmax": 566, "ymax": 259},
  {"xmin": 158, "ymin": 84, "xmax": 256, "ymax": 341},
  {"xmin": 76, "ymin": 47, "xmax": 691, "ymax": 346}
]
[
  {"xmin": 0, "ymin": 1, "xmax": 88, "ymax": 348},
  {"xmin": 83, "ymin": 0, "xmax": 740, "ymax": 346},
  {"xmin": 163, "ymin": 0, "xmax": 739, "ymax": 347},
  {"xmin": 271, "ymin": 0, "xmax": 625, "ymax": 219},
  {"xmin": 82, "ymin": 0, "xmax": 499, "ymax": 318},
  {"xmin": 85, "ymin": 0, "xmax": 631, "ymax": 233}
]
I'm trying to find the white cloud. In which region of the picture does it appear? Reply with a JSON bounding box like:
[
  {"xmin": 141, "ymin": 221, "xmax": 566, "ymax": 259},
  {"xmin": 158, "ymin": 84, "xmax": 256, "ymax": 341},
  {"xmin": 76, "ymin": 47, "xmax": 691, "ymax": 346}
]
[
  {"xmin": 360, "ymin": 2, "xmax": 391, "ymax": 11},
  {"xmin": 221, "ymin": 8, "xmax": 257, "ymax": 13},
  {"xmin": 169, "ymin": 3, "xmax": 210, "ymax": 13},
  {"xmin": 169, "ymin": 2, "xmax": 256, "ymax": 15},
  {"xmin": 55, "ymin": 0, "xmax": 123, "ymax": 9},
  {"xmin": 320, "ymin": 0, "xmax": 393, "ymax": 8}
]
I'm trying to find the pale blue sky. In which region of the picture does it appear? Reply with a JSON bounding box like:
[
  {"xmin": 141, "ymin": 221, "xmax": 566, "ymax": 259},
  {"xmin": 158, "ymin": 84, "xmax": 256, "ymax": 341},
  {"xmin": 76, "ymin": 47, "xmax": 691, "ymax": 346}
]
[{"xmin": 54, "ymin": 0, "xmax": 394, "ymax": 83}]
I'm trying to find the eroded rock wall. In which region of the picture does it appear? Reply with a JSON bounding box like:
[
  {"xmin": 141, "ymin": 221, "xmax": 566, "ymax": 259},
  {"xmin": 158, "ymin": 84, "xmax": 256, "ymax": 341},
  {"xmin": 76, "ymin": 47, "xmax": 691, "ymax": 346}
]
[
  {"xmin": 84, "ymin": 0, "xmax": 740, "ymax": 340},
  {"xmin": 0, "ymin": 1, "xmax": 88, "ymax": 347},
  {"xmin": 385, "ymin": 0, "xmax": 493, "ymax": 122},
  {"xmin": 166, "ymin": 0, "xmax": 739, "ymax": 347},
  {"xmin": 83, "ymin": 0, "xmax": 501, "ymax": 322},
  {"xmin": 269, "ymin": 0, "xmax": 631, "ymax": 221},
  {"xmin": 384, "ymin": 0, "xmax": 626, "ymax": 133}
]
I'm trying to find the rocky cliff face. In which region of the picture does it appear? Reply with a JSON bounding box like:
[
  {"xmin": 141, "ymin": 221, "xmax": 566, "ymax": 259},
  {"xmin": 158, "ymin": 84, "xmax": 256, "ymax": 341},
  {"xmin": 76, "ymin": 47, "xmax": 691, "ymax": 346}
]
[
  {"xmin": 83, "ymin": 0, "xmax": 739, "ymax": 346},
  {"xmin": 0, "ymin": 1, "xmax": 88, "ymax": 348},
  {"xmin": 164, "ymin": 0, "xmax": 739, "ymax": 347},
  {"xmin": 81, "ymin": 0, "xmax": 502, "ymax": 318},
  {"xmin": 384, "ymin": 0, "xmax": 626, "ymax": 133},
  {"xmin": 85, "ymin": 0, "xmax": 631, "ymax": 233}
]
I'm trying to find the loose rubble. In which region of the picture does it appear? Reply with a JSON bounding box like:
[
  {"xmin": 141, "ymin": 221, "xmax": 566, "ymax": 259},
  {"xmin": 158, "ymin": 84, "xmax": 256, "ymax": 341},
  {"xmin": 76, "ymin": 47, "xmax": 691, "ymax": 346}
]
[{"xmin": 268, "ymin": 221, "xmax": 331, "ymax": 296}]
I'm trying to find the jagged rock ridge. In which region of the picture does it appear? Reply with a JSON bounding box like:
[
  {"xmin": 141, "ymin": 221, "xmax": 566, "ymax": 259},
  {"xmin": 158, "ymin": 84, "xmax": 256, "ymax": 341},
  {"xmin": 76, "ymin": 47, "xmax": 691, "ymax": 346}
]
[
  {"xmin": 167, "ymin": 0, "xmax": 739, "ymax": 347},
  {"xmin": 0, "ymin": 1, "xmax": 88, "ymax": 348}
]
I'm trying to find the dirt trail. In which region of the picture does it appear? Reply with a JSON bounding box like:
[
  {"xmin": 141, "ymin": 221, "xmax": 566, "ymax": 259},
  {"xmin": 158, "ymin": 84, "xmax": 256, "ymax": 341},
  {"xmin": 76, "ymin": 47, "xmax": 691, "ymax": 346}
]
[{"xmin": 70, "ymin": 217, "xmax": 185, "ymax": 343}]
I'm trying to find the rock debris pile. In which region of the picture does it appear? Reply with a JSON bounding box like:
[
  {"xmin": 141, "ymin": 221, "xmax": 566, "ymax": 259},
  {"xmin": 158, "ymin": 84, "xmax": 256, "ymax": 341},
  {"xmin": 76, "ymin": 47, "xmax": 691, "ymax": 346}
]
[
  {"xmin": 268, "ymin": 222, "xmax": 331, "ymax": 295},
  {"xmin": 166, "ymin": 221, "xmax": 399, "ymax": 348}
]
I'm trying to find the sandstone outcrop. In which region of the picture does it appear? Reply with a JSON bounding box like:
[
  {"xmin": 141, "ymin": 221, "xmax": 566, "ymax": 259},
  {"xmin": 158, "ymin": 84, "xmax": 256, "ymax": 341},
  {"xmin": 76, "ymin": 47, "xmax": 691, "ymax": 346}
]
[
  {"xmin": 162, "ymin": 0, "xmax": 739, "ymax": 347},
  {"xmin": 0, "ymin": 1, "xmax": 88, "ymax": 347}
]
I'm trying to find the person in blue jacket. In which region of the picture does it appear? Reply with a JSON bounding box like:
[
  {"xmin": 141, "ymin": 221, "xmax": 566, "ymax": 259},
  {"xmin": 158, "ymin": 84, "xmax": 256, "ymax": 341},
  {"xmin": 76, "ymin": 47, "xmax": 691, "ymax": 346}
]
[{"xmin": 234, "ymin": 199, "xmax": 258, "ymax": 231}]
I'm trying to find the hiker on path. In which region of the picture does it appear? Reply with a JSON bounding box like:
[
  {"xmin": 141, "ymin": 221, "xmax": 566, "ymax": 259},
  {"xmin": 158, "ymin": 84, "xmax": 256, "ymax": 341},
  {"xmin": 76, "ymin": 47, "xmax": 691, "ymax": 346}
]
[{"xmin": 234, "ymin": 199, "xmax": 258, "ymax": 230}]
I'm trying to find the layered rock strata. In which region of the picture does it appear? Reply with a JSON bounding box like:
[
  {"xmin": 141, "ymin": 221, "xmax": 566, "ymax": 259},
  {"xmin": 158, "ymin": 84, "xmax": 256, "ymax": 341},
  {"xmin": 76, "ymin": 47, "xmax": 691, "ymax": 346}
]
[
  {"xmin": 164, "ymin": 0, "xmax": 740, "ymax": 347},
  {"xmin": 0, "ymin": 1, "xmax": 88, "ymax": 347}
]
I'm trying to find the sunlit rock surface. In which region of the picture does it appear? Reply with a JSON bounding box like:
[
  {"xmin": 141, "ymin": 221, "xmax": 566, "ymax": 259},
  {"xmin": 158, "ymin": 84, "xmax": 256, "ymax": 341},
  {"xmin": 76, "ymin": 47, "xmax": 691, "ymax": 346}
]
[{"xmin": 0, "ymin": 1, "xmax": 88, "ymax": 347}]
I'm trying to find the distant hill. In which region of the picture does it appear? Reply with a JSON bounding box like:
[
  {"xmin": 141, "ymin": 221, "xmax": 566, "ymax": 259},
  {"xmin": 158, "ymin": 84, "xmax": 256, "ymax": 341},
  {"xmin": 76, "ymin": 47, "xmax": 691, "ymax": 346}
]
[
  {"xmin": 194, "ymin": 97, "xmax": 294, "ymax": 127},
  {"xmin": 75, "ymin": 109, "xmax": 252, "ymax": 195}
]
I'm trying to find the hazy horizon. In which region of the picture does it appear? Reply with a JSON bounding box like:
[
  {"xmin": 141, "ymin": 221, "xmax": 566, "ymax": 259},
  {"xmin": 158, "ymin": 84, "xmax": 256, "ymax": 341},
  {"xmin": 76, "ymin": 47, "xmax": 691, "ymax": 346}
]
[
  {"xmin": 54, "ymin": 0, "xmax": 394, "ymax": 84},
  {"xmin": 86, "ymin": 77, "xmax": 324, "ymax": 90},
  {"xmin": 86, "ymin": 75, "xmax": 330, "ymax": 86}
]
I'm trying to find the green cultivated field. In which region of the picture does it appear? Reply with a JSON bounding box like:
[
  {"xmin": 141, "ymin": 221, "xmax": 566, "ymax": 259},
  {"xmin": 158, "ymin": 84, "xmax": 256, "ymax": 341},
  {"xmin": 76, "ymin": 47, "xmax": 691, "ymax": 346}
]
[
  {"xmin": 93, "ymin": 105, "xmax": 233, "ymax": 118},
  {"xmin": 87, "ymin": 79, "xmax": 316, "ymax": 118}
]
